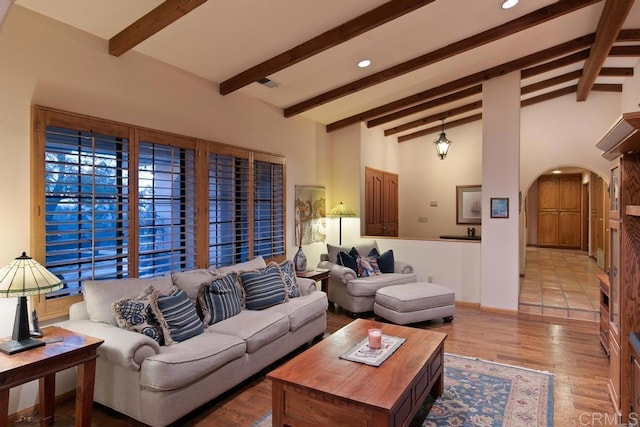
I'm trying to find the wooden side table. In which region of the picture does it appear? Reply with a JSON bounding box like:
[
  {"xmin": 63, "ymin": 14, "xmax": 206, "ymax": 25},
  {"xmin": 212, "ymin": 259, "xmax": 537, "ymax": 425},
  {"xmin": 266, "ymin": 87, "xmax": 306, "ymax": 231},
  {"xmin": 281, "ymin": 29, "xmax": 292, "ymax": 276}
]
[
  {"xmin": 296, "ymin": 269, "xmax": 330, "ymax": 294},
  {"xmin": 0, "ymin": 326, "xmax": 103, "ymax": 427}
]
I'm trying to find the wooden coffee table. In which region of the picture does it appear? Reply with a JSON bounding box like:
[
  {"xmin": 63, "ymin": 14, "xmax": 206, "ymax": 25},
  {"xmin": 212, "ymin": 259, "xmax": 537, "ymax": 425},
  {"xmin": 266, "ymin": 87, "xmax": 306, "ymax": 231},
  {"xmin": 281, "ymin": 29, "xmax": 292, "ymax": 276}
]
[{"xmin": 268, "ymin": 318, "xmax": 447, "ymax": 427}]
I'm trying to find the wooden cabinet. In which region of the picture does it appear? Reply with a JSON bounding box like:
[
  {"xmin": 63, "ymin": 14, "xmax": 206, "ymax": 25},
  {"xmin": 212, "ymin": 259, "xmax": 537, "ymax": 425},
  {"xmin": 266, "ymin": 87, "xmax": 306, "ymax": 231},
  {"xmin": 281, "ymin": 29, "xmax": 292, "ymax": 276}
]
[
  {"xmin": 537, "ymin": 174, "xmax": 582, "ymax": 248},
  {"xmin": 598, "ymin": 273, "xmax": 610, "ymax": 355},
  {"xmin": 630, "ymin": 334, "xmax": 640, "ymax": 416},
  {"xmin": 596, "ymin": 111, "xmax": 640, "ymax": 423}
]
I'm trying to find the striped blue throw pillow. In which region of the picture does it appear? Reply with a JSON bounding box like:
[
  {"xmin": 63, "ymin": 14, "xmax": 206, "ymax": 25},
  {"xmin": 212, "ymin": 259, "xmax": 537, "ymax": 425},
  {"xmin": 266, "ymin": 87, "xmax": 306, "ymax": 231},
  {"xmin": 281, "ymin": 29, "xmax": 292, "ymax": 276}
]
[
  {"xmin": 199, "ymin": 273, "xmax": 242, "ymax": 325},
  {"xmin": 239, "ymin": 262, "xmax": 288, "ymax": 310},
  {"xmin": 155, "ymin": 287, "xmax": 204, "ymax": 344}
]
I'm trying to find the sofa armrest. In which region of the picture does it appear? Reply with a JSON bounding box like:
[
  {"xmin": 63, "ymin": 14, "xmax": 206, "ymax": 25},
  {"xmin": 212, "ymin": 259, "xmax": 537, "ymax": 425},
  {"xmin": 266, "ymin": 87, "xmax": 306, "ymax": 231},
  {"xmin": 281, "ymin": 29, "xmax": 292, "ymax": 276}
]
[
  {"xmin": 297, "ymin": 277, "xmax": 317, "ymax": 295},
  {"xmin": 57, "ymin": 319, "xmax": 160, "ymax": 371},
  {"xmin": 69, "ymin": 301, "xmax": 90, "ymax": 320},
  {"xmin": 394, "ymin": 260, "xmax": 413, "ymax": 274}
]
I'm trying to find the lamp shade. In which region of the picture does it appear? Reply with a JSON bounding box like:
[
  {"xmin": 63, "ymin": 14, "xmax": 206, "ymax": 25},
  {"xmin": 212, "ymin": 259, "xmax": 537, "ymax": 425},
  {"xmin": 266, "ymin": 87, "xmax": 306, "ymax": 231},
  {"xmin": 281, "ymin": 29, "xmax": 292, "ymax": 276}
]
[
  {"xmin": 434, "ymin": 131, "xmax": 451, "ymax": 160},
  {"xmin": 327, "ymin": 202, "xmax": 356, "ymax": 218},
  {"xmin": 0, "ymin": 252, "xmax": 63, "ymax": 297}
]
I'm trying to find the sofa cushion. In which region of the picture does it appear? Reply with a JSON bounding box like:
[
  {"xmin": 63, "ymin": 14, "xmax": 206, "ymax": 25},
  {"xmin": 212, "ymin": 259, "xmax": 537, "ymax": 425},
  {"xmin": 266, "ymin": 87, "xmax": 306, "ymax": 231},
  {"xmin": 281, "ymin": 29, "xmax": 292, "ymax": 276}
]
[
  {"xmin": 267, "ymin": 291, "xmax": 329, "ymax": 331},
  {"xmin": 171, "ymin": 269, "xmax": 216, "ymax": 303},
  {"xmin": 198, "ymin": 273, "xmax": 242, "ymax": 325},
  {"xmin": 239, "ymin": 262, "xmax": 288, "ymax": 310},
  {"xmin": 140, "ymin": 331, "xmax": 246, "ymax": 391},
  {"xmin": 279, "ymin": 259, "xmax": 301, "ymax": 298},
  {"xmin": 214, "ymin": 256, "xmax": 267, "ymax": 275},
  {"xmin": 111, "ymin": 285, "xmax": 164, "ymax": 344},
  {"xmin": 208, "ymin": 309, "xmax": 290, "ymax": 353},
  {"xmin": 327, "ymin": 244, "xmax": 351, "ymax": 264},
  {"xmin": 346, "ymin": 273, "xmax": 418, "ymax": 297},
  {"xmin": 83, "ymin": 276, "xmax": 174, "ymax": 326},
  {"xmin": 154, "ymin": 287, "xmax": 205, "ymax": 344}
]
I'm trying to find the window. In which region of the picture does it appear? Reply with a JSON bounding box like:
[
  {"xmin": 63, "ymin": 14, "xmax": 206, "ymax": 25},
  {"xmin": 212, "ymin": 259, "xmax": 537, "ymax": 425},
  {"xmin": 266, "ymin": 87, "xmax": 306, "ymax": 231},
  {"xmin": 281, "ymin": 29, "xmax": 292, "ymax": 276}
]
[{"xmin": 32, "ymin": 106, "xmax": 286, "ymax": 320}]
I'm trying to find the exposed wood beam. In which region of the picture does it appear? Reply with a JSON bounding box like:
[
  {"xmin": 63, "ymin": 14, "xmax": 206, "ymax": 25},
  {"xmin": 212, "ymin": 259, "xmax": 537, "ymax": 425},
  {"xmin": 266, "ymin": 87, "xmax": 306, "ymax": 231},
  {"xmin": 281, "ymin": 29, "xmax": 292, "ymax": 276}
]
[
  {"xmin": 608, "ymin": 45, "xmax": 640, "ymax": 56},
  {"xmin": 599, "ymin": 67, "xmax": 634, "ymax": 77},
  {"xmin": 522, "ymin": 68, "xmax": 632, "ymax": 95},
  {"xmin": 576, "ymin": 0, "xmax": 634, "ymax": 101},
  {"xmin": 367, "ymin": 85, "xmax": 482, "ymax": 128},
  {"xmin": 398, "ymin": 83, "xmax": 623, "ymax": 143},
  {"xmin": 398, "ymin": 114, "xmax": 483, "ymax": 143},
  {"xmin": 326, "ymin": 33, "xmax": 596, "ymax": 132},
  {"xmin": 521, "ymin": 50, "xmax": 590, "ymax": 79},
  {"xmin": 385, "ymin": 101, "xmax": 482, "ymax": 136},
  {"xmin": 285, "ymin": 0, "xmax": 600, "ymax": 117},
  {"xmin": 218, "ymin": 0, "xmax": 435, "ymax": 95},
  {"xmin": 109, "ymin": 0, "xmax": 207, "ymax": 57}
]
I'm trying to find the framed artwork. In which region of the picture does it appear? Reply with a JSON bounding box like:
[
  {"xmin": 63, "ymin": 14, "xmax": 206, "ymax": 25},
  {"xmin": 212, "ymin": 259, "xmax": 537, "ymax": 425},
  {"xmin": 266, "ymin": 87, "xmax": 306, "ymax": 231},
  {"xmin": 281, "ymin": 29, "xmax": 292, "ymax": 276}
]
[
  {"xmin": 294, "ymin": 186, "xmax": 326, "ymax": 245},
  {"xmin": 490, "ymin": 197, "xmax": 509, "ymax": 218},
  {"xmin": 456, "ymin": 185, "xmax": 482, "ymax": 225}
]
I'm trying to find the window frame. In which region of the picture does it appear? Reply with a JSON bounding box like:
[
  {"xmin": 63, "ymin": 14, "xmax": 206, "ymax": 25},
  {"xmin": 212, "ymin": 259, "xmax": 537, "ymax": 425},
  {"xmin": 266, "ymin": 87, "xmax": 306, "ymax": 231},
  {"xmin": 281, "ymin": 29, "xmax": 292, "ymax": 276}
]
[{"xmin": 31, "ymin": 106, "xmax": 286, "ymax": 320}]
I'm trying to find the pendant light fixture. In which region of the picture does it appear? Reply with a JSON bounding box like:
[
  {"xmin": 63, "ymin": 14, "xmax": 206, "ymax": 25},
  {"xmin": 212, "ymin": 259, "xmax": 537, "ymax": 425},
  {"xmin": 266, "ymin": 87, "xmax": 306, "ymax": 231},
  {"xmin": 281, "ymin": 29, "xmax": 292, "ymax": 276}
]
[{"xmin": 434, "ymin": 119, "xmax": 452, "ymax": 160}]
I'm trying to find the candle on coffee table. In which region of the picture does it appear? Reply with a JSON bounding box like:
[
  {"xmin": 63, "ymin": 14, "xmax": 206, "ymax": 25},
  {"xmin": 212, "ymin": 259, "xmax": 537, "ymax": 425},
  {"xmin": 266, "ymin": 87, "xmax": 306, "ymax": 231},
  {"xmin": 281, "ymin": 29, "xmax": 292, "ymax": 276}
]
[{"xmin": 368, "ymin": 328, "xmax": 382, "ymax": 349}]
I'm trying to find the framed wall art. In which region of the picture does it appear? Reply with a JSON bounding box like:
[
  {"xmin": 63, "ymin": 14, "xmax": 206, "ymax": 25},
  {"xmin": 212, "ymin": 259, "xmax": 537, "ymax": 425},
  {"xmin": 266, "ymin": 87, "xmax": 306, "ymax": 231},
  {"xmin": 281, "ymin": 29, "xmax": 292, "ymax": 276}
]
[
  {"xmin": 456, "ymin": 185, "xmax": 482, "ymax": 225},
  {"xmin": 294, "ymin": 185, "xmax": 326, "ymax": 245},
  {"xmin": 490, "ymin": 197, "xmax": 509, "ymax": 218}
]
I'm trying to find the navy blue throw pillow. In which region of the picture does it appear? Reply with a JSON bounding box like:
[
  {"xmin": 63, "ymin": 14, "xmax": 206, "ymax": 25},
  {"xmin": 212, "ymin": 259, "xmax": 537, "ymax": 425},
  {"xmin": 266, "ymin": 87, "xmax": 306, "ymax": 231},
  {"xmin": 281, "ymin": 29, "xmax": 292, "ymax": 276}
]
[
  {"xmin": 368, "ymin": 248, "xmax": 395, "ymax": 273},
  {"xmin": 337, "ymin": 250, "xmax": 359, "ymax": 276}
]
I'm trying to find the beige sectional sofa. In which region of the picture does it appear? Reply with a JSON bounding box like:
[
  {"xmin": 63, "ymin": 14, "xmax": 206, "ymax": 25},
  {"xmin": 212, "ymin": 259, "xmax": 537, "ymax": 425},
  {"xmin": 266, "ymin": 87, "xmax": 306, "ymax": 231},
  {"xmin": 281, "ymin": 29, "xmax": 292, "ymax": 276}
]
[
  {"xmin": 59, "ymin": 257, "xmax": 328, "ymax": 426},
  {"xmin": 317, "ymin": 240, "xmax": 416, "ymax": 314}
]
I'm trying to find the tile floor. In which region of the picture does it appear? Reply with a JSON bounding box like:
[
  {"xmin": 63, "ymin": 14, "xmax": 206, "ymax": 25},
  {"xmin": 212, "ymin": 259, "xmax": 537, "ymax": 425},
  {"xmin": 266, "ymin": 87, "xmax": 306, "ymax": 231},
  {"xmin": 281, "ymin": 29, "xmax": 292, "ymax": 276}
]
[{"xmin": 519, "ymin": 246, "xmax": 604, "ymax": 322}]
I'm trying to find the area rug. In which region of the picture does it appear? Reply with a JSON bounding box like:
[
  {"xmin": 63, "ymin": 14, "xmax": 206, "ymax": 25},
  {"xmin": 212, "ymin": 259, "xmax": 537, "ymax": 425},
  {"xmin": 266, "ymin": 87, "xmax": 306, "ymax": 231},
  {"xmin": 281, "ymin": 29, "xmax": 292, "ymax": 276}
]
[{"xmin": 253, "ymin": 353, "xmax": 554, "ymax": 427}]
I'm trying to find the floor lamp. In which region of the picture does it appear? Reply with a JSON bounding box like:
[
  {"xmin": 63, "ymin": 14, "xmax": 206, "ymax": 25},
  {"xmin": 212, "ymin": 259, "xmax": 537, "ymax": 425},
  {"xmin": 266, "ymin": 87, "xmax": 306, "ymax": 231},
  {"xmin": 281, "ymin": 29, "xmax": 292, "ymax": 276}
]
[
  {"xmin": 328, "ymin": 202, "xmax": 356, "ymax": 245},
  {"xmin": 0, "ymin": 252, "xmax": 63, "ymax": 355}
]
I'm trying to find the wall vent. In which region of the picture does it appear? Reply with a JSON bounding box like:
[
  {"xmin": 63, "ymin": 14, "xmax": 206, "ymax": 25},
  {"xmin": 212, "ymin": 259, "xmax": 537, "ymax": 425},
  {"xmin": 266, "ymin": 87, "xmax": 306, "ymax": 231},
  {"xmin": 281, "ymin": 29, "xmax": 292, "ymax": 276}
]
[{"xmin": 256, "ymin": 77, "xmax": 279, "ymax": 88}]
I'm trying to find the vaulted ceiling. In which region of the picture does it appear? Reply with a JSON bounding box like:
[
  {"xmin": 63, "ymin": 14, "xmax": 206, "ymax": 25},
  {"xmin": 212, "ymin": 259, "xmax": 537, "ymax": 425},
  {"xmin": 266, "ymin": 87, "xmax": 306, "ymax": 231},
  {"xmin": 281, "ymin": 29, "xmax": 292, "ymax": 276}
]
[{"xmin": 13, "ymin": 0, "xmax": 640, "ymax": 143}]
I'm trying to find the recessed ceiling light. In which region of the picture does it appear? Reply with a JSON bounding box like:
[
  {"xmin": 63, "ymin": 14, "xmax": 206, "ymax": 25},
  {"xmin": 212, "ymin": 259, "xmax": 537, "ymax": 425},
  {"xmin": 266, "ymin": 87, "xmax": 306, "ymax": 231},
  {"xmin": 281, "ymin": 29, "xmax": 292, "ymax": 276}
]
[
  {"xmin": 552, "ymin": 169, "xmax": 562, "ymax": 174},
  {"xmin": 357, "ymin": 59, "xmax": 371, "ymax": 68},
  {"xmin": 501, "ymin": 0, "xmax": 518, "ymax": 9}
]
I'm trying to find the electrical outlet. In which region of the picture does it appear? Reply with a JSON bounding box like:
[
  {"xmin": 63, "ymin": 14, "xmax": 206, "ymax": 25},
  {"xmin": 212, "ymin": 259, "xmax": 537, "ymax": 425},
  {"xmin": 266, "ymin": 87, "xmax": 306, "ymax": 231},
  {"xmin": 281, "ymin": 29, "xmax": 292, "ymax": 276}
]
[
  {"xmin": 429, "ymin": 201, "xmax": 438, "ymax": 207},
  {"xmin": 418, "ymin": 216, "xmax": 428, "ymax": 223}
]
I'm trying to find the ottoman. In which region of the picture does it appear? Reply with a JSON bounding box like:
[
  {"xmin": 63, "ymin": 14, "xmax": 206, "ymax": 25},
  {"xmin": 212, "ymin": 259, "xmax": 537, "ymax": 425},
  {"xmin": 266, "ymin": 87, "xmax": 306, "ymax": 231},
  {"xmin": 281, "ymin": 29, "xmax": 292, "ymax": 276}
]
[{"xmin": 374, "ymin": 282, "xmax": 455, "ymax": 325}]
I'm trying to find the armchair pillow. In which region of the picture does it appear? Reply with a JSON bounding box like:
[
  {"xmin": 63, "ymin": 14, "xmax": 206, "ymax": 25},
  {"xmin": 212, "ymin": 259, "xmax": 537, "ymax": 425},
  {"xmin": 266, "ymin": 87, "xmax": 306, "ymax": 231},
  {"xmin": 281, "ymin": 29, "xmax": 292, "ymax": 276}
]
[{"xmin": 368, "ymin": 248, "xmax": 395, "ymax": 274}]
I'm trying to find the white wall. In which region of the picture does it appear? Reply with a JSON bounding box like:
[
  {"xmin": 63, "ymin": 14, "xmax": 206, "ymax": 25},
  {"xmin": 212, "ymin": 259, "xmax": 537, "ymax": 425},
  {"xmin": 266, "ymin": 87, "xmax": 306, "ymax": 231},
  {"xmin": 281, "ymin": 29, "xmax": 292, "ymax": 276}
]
[
  {"xmin": 621, "ymin": 62, "xmax": 640, "ymax": 113},
  {"xmin": 0, "ymin": 6, "xmax": 330, "ymax": 414},
  {"xmin": 398, "ymin": 120, "xmax": 483, "ymax": 238}
]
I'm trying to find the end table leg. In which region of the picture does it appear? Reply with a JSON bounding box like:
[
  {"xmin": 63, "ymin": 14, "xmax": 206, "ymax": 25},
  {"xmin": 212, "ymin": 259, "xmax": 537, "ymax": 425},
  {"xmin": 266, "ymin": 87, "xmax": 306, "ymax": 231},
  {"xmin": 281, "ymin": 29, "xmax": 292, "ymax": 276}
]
[
  {"xmin": 39, "ymin": 373, "xmax": 55, "ymax": 426},
  {"xmin": 75, "ymin": 358, "xmax": 97, "ymax": 427},
  {"xmin": 0, "ymin": 388, "xmax": 9, "ymax": 427}
]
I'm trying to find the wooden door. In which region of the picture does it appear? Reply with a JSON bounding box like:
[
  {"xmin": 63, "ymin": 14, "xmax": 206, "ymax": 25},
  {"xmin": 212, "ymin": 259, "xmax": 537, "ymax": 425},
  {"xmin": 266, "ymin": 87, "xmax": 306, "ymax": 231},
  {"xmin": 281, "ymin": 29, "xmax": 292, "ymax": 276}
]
[
  {"xmin": 365, "ymin": 167, "xmax": 398, "ymax": 237},
  {"xmin": 536, "ymin": 174, "xmax": 583, "ymax": 248}
]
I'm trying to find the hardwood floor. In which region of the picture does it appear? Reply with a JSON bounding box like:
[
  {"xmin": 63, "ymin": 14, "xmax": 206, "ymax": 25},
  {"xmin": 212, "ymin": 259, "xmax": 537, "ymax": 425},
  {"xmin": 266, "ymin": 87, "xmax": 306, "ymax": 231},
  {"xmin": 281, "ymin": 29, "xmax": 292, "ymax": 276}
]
[{"xmin": 33, "ymin": 304, "xmax": 613, "ymax": 426}]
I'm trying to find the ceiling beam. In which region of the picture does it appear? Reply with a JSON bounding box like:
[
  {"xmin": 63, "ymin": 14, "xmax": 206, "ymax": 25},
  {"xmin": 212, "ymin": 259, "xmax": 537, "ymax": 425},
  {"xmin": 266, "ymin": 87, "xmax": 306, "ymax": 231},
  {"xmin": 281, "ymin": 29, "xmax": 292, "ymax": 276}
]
[
  {"xmin": 397, "ymin": 114, "xmax": 483, "ymax": 143},
  {"xmin": 367, "ymin": 85, "xmax": 482, "ymax": 128},
  {"xmin": 109, "ymin": 0, "xmax": 207, "ymax": 57},
  {"xmin": 218, "ymin": 0, "xmax": 435, "ymax": 95},
  {"xmin": 385, "ymin": 68, "xmax": 629, "ymax": 137},
  {"xmin": 384, "ymin": 101, "xmax": 482, "ymax": 136},
  {"xmin": 326, "ymin": 33, "xmax": 596, "ymax": 132},
  {"xmin": 608, "ymin": 45, "xmax": 640, "ymax": 56},
  {"xmin": 576, "ymin": 0, "xmax": 634, "ymax": 101},
  {"xmin": 285, "ymin": 0, "xmax": 600, "ymax": 117},
  {"xmin": 521, "ymin": 50, "xmax": 590, "ymax": 79}
]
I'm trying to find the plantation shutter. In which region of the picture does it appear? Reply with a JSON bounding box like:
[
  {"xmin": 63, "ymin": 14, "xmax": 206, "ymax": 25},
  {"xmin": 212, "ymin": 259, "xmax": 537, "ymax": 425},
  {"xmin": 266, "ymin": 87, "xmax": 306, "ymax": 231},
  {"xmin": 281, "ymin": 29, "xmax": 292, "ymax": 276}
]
[
  {"xmin": 208, "ymin": 150, "xmax": 250, "ymax": 267},
  {"xmin": 253, "ymin": 156, "xmax": 285, "ymax": 259},
  {"xmin": 138, "ymin": 133, "xmax": 197, "ymax": 277},
  {"xmin": 43, "ymin": 125, "xmax": 129, "ymax": 297}
]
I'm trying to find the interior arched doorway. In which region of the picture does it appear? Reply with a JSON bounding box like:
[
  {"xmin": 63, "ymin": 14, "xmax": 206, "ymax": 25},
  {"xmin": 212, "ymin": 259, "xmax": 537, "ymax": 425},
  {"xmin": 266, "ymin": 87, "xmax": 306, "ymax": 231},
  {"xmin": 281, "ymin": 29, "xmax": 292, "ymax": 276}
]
[{"xmin": 518, "ymin": 165, "xmax": 608, "ymax": 321}]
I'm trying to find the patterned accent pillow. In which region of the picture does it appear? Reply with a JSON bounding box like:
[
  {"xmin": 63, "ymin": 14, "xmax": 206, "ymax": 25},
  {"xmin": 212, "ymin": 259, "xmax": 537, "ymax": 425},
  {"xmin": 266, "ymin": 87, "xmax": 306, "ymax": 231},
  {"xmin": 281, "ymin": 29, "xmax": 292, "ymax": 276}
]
[
  {"xmin": 356, "ymin": 256, "xmax": 381, "ymax": 277},
  {"xmin": 198, "ymin": 273, "xmax": 242, "ymax": 325},
  {"xmin": 239, "ymin": 262, "xmax": 288, "ymax": 310},
  {"xmin": 112, "ymin": 285, "xmax": 164, "ymax": 344},
  {"xmin": 279, "ymin": 259, "xmax": 301, "ymax": 298},
  {"xmin": 153, "ymin": 287, "xmax": 204, "ymax": 345}
]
